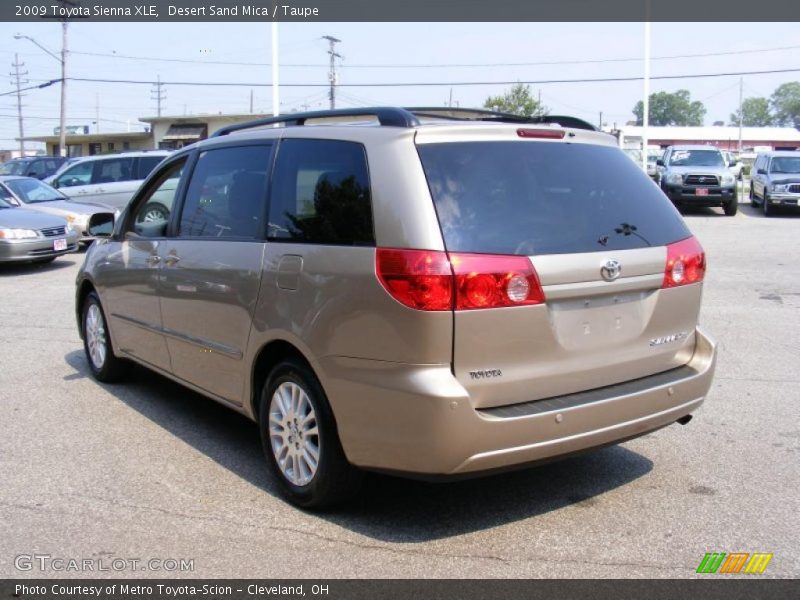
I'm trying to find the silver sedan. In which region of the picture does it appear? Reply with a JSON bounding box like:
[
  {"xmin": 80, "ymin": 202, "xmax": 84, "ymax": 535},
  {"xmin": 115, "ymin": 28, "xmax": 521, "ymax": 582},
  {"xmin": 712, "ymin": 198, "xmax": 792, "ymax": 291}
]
[
  {"xmin": 0, "ymin": 176, "xmax": 116, "ymax": 244},
  {"xmin": 0, "ymin": 196, "xmax": 79, "ymax": 263}
]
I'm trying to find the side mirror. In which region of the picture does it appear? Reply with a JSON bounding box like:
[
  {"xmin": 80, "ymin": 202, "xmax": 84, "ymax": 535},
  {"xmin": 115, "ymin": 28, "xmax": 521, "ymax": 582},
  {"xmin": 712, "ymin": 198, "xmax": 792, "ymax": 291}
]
[
  {"xmin": 656, "ymin": 159, "xmax": 665, "ymax": 167},
  {"xmin": 729, "ymin": 160, "xmax": 737, "ymax": 167},
  {"xmin": 87, "ymin": 213, "xmax": 114, "ymax": 237},
  {"xmin": 757, "ymin": 168, "xmax": 767, "ymax": 175}
]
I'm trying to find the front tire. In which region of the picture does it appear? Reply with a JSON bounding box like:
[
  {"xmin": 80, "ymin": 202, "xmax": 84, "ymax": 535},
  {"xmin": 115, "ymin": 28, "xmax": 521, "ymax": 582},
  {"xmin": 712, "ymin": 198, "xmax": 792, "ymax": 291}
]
[
  {"xmin": 723, "ymin": 196, "xmax": 738, "ymax": 216},
  {"xmin": 763, "ymin": 193, "xmax": 773, "ymax": 217},
  {"xmin": 259, "ymin": 358, "xmax": 362, "ymax": 508},
  {"xmin": 82, "ymin": 292, "xmax": 127, "ymax": 382}
]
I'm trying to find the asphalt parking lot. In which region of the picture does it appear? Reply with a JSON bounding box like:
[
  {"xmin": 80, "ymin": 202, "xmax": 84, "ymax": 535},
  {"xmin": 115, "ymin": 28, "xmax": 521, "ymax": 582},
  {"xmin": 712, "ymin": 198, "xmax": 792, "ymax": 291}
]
[{"xmin": 1, "ymin": 200, "xmax": 798, "ymax": 579}]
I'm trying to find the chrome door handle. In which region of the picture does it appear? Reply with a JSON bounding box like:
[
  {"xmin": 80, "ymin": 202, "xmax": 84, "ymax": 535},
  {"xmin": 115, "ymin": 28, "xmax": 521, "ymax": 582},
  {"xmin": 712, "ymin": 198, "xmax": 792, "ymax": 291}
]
[
  {"xmin": 164, "ymin": 255, "xmax": 180, "ymax": 266},
  {"xmin": 146, "ymin": 255, "xmax": 161, "ymax": 266}
]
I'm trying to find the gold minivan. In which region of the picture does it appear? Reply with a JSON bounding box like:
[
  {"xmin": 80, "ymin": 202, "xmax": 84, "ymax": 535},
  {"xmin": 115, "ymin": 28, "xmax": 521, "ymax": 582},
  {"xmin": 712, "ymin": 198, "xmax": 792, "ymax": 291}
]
[{"xmin": 76, "ymin": 108, "xmax": 717, "ymax": 507}]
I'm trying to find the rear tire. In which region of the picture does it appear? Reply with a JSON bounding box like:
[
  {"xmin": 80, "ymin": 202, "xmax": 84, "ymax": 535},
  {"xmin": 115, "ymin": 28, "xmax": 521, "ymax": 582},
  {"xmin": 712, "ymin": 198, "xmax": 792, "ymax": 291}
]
[
  {"xmin": 749, "ymin": 183, "xmax": 757, "ymax": 205},
  {"xmin": 82, "ymin": 292, "xmax": 127, "ymax": 382},
  {"xmin": 259, "ymin": 358, "xmax": 362, "ymax": 509},
  {"xmin": 723, "ymin": 196, "xmax": 738, "ymax": 216}
]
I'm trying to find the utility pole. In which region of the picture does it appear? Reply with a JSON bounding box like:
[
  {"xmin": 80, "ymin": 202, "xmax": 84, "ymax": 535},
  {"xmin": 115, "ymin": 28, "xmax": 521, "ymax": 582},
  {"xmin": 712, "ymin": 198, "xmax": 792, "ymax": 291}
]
[
  {"xmin": 250, "ymin": 89, "xmax": 254, "ymax": 114},
  {"xmin": 59, "ymin": 20, "xmax": 68, "ymax": 157},
  {"xmin": 95, "ymin": 92, "xmax": 100, "ymax": 133},
  {"xmin": 448, "ymin": 88, "xmax": 453, "ymax": 108},
  {"xmin": 642, "ymin": 17, "xmax": 651, "ymax": 172},
  {"xmin": 13, "ymin": 13, "xmax": 69, "ymax": 157},
  {"xmin": 599, "ymin": 111, "xmax": 603, "ymax": 130},
  {"xmin": 151, "ymin": 74, "xmax": 166, "ymax": 117},
  {"xmin": 737, "ymin": 77, "xmax": 743, "ymax": 153},
  {"xmin": 272, "ymin": 21, "xmax": 279, "ymax": 116},
  {"xmin": 322, "ymin": 35, "xmax": 341, "ymax": 110},
  {"xmin": 11, "ymin": 53, "xmax": 27, "ymax": 155}
]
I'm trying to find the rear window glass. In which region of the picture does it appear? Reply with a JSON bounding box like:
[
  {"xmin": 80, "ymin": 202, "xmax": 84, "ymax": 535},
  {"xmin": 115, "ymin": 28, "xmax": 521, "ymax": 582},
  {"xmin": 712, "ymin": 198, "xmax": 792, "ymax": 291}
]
[{"xmin": 417, "ymin": 141, "xmax": 690, "ymax": 256}]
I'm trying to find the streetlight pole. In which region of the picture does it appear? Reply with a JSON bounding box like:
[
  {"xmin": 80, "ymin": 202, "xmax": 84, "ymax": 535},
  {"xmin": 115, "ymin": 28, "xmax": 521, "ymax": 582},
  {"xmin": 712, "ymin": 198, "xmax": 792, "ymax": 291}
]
[{"xmin": 14, "ymin": 27, "xmax": 68, "ymax": 157}]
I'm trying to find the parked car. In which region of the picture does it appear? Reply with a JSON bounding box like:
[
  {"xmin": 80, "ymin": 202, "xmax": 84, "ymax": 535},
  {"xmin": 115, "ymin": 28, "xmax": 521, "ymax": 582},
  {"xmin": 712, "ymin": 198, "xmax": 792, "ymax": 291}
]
[
  {"xmin": 0, "ymin": 156, "xmax": 68, "ymax": 180},
  {"xmin": 76, "ymin": 107, "xmax": 717, "ymax": 508},
  {"xmin": 0, "ymin": 195, "xmax": 78, "ymax": 263},
  {"xmin": 750, "ymin": 151, "xmax": 800, "ymax": 216},
  {"xmin": 0, "ymin": 176, "xmax": 116, "ymax": 244},
  {"xmin": 657, "ymin": 145, "xmax": 739, "ymax": 215},
  {"xmin": 721, "ymin": 151, "xmax": 744, "ymax": 180},
  {"xmin": 48, "ymin": 151, "xmax": 170, "ymax": 214}
]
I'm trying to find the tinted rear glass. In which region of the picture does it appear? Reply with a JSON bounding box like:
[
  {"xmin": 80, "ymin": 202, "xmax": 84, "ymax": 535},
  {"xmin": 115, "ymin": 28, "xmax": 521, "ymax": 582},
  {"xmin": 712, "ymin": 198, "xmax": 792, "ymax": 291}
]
[{"xmin": 417, "ymin": 141, "xmax": 690, "ymax": 256}]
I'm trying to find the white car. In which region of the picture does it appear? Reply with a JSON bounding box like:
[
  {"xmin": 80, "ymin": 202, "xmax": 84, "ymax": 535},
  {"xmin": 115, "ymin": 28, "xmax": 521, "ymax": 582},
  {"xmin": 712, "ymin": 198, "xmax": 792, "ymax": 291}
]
[
  {"xmin": 47, "ymin": 151, "xmax": 170, "ymax": 214},
  {"xmin": 721, "ymin": 151, "xmax": 744, "ymax": 180}
]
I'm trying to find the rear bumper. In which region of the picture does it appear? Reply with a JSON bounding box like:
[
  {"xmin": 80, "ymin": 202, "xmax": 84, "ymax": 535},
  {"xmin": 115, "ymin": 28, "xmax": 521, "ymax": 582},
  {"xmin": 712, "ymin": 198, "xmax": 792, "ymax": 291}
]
[{"xmin": 320, "ymin": 327, "xmax": 717, "ymax": 476}]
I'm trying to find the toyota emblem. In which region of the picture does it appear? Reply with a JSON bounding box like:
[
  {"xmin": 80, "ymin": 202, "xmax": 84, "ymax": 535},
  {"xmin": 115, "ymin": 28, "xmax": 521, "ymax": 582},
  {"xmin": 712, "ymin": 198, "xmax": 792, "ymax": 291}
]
[{"xmin": 601, "ymin": 258, "xmax": 622, "ymax": 281}]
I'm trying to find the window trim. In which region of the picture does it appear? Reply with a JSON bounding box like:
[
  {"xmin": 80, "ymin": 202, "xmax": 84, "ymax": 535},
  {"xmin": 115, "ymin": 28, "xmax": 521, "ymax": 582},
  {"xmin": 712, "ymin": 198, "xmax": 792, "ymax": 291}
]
[{"xmin": 171, "ymin": 140, "xmax": 276, "ymax": 243}]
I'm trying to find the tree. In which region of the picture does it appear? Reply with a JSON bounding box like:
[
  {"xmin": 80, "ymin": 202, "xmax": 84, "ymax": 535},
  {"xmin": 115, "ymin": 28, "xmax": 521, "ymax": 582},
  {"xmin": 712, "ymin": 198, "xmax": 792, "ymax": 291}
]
[
  {"xmin": 483, "ymin": 83, "xmax": 548, "ymax": 117},
  {"xmin": 632, "ymin": 90, "xmax": 706, "ymax": 126},
  {"xmin": 730, "ymin": 97, "xmax": 773, "ymax": 127},
  {"xmin": 770, "ymin": 82, "xmax": 800, "ymax": 127}
]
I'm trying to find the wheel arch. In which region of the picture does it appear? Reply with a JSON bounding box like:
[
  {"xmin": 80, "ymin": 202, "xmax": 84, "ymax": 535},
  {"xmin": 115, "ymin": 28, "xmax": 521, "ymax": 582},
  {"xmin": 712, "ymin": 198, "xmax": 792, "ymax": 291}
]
[
  {"xmin": 250, "ymin": 339, "xmax": 318, "ymax": 421},
  {"xmin": 75, "ymin": 278, "xmax": 97, "ymax": 339}
]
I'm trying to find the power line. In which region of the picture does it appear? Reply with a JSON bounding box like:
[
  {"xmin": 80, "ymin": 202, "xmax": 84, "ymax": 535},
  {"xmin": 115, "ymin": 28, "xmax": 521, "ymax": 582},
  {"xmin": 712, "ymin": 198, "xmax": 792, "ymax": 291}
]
[
  {"xmin": 62, "ymin": 67, "xmax": 800, "ymax": 89},
  {"xmin": 0, "ymin": 79, "xmax": 59, "ymax": 97},
  {"xmin": 60, "ymin": 43, "xmax": 800, "ymax": 69}
]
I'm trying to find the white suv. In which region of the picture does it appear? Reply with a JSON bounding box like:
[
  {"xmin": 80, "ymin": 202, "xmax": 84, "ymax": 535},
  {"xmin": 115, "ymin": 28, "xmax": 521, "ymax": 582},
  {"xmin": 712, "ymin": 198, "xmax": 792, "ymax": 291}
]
[{"xmin": 48, "ymin": 151, "xmax": 170, "ymax": 214}]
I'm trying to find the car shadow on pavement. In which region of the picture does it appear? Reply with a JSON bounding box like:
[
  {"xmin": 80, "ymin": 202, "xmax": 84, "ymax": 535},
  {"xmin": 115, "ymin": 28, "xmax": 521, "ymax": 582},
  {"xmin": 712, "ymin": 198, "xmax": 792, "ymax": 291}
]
[
  {"xmin": 64, "ymin": 350, "xmax": 654, "ymax": 542},
  {"xmin": 0, "ymin": 258, "xmax": 78, "ymax": 276}
]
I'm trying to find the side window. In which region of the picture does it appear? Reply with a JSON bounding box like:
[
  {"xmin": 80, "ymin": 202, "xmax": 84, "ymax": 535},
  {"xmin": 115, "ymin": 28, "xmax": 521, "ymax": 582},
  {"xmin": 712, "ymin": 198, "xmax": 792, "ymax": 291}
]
[
  {"xmin": 56, "ymin": 161, "xmax": 93, "ymax": 187},
  {"xmin": 91, "ymin": 157, "xmax": 135, "ymax": 184},
  {"xmin": 28, "ymin": 160, "xmax": 46, "ymax": 177},
  {"xmin": 136, "ymin": 156, "xmax": 164, "ymax": 180},
  {"xmin": 178, "ymin": 145, "xmax": 271, "ymax": 240},
  {"xmin": 129, "ymin": 158, "xmax": 186, "ymax": 237},
  {"xmin": 268, "ymin": 139, "xmax": 374, "ymax": 246}
]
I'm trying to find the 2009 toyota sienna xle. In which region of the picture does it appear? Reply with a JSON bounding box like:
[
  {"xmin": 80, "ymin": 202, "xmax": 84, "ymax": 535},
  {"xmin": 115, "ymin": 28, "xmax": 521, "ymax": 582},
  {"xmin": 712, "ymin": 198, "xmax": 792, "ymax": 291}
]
[{"xmin": 76, "ymin": 107, "xmax": 717, "ymax": 508}]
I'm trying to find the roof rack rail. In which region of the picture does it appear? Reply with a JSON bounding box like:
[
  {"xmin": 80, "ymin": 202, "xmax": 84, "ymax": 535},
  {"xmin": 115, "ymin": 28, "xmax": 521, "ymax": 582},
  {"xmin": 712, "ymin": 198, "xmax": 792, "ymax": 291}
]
[
  {"xmin": 405, "ymin": 107, "xmax": 598, "ymax": 131},
  {"xmin": 211, "ymin": 106, "xmax": 598, "ymax": 138},
  {"xmin": 212, "ymin": 107, "xmax": 420, "ymax": 137}
]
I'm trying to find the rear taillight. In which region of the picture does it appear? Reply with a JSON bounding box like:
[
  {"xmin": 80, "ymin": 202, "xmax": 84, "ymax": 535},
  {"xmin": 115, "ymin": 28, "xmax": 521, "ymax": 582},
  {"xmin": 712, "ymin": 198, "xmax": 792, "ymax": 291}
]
[
  {"xmin": 375, "ymin": 248, "xmax": 452, "ymax": 311},
  {"xmin": 449, "ymin": 253, "xmax": 545, "ymax": 309},
  {"xmin": 376, "ymin": 249, "xmax": 545, "ymax": 311},
  {"xmin": 663, "ymin": 236, "xmax": 706, "ymax": 288}
]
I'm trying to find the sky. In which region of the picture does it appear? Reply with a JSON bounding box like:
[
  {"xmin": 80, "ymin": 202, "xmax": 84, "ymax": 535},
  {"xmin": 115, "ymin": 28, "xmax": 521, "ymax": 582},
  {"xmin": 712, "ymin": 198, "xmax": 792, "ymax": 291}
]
[{"xmin": 1, "ymin": 21, "xmax": 800, "ymax": 150}]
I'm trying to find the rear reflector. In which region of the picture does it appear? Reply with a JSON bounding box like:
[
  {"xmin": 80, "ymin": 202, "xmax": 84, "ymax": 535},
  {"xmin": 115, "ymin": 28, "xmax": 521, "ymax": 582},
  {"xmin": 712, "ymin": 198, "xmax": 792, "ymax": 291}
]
[
  {"xmin": 516, "ymin": 128, "xmax": 565, "ymax": 139},
  {"xmin": 663, "ymin": 236, "xmax": 706, "ymax": 288},
  {"xmin": 376, "ymin": 249, "xmax": 545, "ymax": 311}
]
